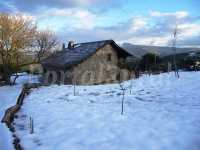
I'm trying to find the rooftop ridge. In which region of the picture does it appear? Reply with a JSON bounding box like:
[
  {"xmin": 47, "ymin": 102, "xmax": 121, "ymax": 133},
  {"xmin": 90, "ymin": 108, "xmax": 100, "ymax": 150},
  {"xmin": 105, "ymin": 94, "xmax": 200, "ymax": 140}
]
[{"xmin": 76, "ymin": 39, "xmax": 113, "ymax": 45}]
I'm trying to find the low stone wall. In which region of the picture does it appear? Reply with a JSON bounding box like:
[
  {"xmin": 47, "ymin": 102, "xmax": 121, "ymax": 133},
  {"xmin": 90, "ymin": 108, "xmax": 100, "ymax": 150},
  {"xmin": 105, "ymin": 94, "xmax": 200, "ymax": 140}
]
[
  {"xmin": 1, "ymin": 83, "xmax": 47, "ymax": 150},
  {"xmin": 2, "ymin": 105, "xmax": 21, "ymax": 131}
]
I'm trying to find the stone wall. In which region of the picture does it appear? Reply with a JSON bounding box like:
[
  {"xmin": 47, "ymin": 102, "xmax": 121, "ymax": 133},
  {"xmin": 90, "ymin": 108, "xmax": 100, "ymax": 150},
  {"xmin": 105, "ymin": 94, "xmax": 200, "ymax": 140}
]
[
  {"xmin": 72, "ymin": 44, "xmax": 132, "ymax": 85},
  {"xmin": 42, "ymin": 44, "xmax": 134, "ymax": 85}
]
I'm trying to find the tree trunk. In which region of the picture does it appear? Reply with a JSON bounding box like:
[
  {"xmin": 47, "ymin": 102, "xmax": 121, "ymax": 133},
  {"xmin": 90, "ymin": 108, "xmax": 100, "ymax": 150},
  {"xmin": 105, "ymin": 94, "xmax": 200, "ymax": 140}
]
[
  {"xmin": 12, "ymin": 73, "xmax": 19, "ymax": 85},
  {"xmin": 2, "ymin": 66, "xmax": 12, "ymax": 85},
  {"xmin": 2, "ymin": 74, "xmax": 11, "ymax": 85}
]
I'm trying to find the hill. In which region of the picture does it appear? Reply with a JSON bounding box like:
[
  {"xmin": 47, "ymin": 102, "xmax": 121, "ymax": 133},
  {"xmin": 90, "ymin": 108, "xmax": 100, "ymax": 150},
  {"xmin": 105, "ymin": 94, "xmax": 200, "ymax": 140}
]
[{"xmin": 122, "ymin": 43, "xmax": 200, "ymax": 57}]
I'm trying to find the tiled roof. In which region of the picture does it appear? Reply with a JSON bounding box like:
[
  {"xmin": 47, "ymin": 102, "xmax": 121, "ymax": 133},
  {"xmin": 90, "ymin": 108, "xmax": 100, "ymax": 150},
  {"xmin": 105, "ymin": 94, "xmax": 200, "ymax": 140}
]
[{"xmin": 41, "ymin": 40, "xmax": 132, "ymax": 69}]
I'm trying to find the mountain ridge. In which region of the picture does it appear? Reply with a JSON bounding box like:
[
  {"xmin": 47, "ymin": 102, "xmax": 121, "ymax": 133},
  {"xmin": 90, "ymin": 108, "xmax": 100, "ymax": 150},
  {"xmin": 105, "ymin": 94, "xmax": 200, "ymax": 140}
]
[{"xmin": 122, "ymin": 43, "xmax": 200, "ymax": 57}]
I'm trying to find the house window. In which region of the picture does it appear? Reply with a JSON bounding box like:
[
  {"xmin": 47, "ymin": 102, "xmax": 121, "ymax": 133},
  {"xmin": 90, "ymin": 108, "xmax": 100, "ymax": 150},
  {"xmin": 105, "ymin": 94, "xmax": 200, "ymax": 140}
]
[
  {"xmin": 88, "ymin": 72, "xmax": 91, "ymax": 81},
  {"xmin": 116, "ymin": 73, "xmax": 121, "ymax": 81},
  {"xmin": 107, "ymin": 54, "xmax": 112, "ymax": 61},
  {"xmin": 43, "ymin": 68, "xmax": 47, "ymax": 73}
]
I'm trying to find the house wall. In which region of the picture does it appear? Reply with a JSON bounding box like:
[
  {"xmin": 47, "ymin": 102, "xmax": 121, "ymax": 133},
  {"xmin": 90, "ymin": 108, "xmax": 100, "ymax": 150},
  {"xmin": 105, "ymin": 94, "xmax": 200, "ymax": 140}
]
[
  {"xmin": 21, "ymin": 64, "xmax": 43, "ymax": 74},
  {"xmin": 42, "ymin": 44, "xmax": 134, "ymax": 85},
  {"xmin": 72, "ymin": 44, "xmax": 133, "ymax": 85}
]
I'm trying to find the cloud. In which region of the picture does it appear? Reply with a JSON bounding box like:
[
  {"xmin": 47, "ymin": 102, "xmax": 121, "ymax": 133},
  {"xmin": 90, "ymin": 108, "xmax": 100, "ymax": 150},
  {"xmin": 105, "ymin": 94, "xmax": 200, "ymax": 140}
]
[
  {"xmin": 1, "ymin": 0, "xmax": 200, "ymax": 48},
  {"xmin": 178, "ymin": 23, "xmax": 200, "ymax": 37},
  {"xmin": 5, "ymin": 0, "xmax": 117, "ymax": 12},
  {"xmin": 129, "ymin": 17, "xmax": 147, "ymax": 31},
  {"xmin": 57, "ymin": 11, "xmax": 200, "ymax": 47},
  {"xmin": 36, "ymin": 8, "xmax": 97, "ymax": 30},
  {"xmin": 127, "ymin": 12, "xmax": 200, "ymax": 46},
  {"xmin": 150, "ymin": 11, "xmax": 189, "ymax": 19},
  {"xmin": 0, "ymin": 1, "xmax": 18, "ymax": 12}
]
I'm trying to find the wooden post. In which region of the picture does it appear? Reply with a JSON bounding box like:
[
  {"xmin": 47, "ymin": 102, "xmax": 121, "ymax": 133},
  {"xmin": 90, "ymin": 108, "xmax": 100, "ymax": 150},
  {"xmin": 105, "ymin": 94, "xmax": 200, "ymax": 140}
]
[
  {"xmin": 121, "ymin": 90, "xmax": 125, "ymax": 115},
  {"xmin": 30, "ymin": 117, "xmax": 34, "ymax": 134},
  {"xmin": 73, "ymin": 80, "xmax": 76, "ymax": 96}
]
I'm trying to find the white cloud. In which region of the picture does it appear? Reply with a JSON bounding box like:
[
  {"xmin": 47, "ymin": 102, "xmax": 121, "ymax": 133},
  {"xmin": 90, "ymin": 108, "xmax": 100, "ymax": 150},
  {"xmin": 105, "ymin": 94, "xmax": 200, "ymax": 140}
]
[
  {"xmin": 120, "ymin": 11, "xmax": 200, "ymax": 46},
  {"xmin": 150, "ymin": 11, "xmax": 189, "ymax": 19},
  {"xmin": 3, "ymin": 0, "xmax": 200, "ymax": 47},
  {"xmin": 129, "ymin": 17, "xmax": 147, "ymax": 31},
  {"xmin": 125, "ymin": 36, "xmax": 172, "ymax": 46},
  {"xmin": 8, "ymin": 0, "xmax": 115, "ymax": 12},
  {"xmin": 37, "ymin": 8, "xmax": 97, "ymax": 30},
  {"xmin": 178, "ymin": 23, "xmax": 200, "ymax": 38},
  {"xmin": 29, "ymin": 9, "xmax": 200, "ymax": 47},
  {"xmin": 70, "ymin": 0, "xmax": 109, "ymax": 6}
]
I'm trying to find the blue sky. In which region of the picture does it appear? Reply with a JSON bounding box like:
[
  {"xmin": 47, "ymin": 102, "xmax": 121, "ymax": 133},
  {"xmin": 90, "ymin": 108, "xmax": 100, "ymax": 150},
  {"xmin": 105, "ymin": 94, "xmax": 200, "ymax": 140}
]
[{"xmin": 0, "ymin": 0, "xmax": 200, "ymax": 47}]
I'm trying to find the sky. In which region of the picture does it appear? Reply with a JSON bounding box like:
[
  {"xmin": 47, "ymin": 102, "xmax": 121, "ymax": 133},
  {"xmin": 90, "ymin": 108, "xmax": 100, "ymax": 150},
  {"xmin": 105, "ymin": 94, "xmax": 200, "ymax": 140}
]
[{"xmin": 0, "ymin": 0, "xmax": 200, "ymax": 47}]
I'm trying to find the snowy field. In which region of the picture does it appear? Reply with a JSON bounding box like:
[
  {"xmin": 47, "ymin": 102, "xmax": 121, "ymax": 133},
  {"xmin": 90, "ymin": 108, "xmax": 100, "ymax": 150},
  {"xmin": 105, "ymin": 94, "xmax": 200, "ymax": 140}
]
[
  {"xmin": 14, "ymin": 72, "xmax": 200, "ymax": 150},
  {"xmin": 0, "ymin": 74, "xmax": 40, "ymax": 150}
]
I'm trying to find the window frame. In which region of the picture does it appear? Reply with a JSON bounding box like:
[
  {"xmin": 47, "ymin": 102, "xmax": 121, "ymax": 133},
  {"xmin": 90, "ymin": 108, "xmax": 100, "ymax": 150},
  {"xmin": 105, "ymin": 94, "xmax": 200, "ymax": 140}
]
[{"xmin": 107, "ymin": 53, "xmax": 112, "ymax": 61}]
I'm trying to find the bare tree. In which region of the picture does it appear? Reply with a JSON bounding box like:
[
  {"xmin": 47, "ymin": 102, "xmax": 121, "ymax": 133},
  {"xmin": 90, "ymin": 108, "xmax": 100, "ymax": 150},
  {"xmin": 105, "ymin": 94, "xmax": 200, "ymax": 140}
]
[
  {"xmin": 0, "ymin": 13, "xmax": 36, "ymax": 84},
  {"xmin": 117, "ymin": 69, "xmax": 130, "ymax": 115},
  {"xmin": 172, "ymin": 25, "xmax": 180, "ymax": 78},
  {"xmin": 119, "ymin": 82, "xmax": 126, "ymax": 115},
  {"xmin": 34, "ymin": 30, "xmax": 58, "ymax": 62},
  {"xmin": 125, "ymin": 57, "xmax": 140, "ymax": 94}
]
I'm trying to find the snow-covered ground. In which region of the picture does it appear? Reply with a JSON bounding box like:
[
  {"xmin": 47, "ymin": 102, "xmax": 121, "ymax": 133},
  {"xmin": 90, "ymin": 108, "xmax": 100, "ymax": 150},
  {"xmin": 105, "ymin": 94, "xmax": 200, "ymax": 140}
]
[
  {"xmin": 0, "ymin": 74, "xmax": 40, "ymax": 150},
  {"xmin": 14, "ymin": 72, "xmax": 200, "ymax": 150}
]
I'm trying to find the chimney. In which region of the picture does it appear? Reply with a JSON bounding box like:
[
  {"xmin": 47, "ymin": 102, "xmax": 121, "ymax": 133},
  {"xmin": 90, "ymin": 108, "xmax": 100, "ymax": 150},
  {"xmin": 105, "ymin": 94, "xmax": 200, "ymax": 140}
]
[{"xmin": 68, "ymin": 41, "xmax": 75, "ymax": 49}]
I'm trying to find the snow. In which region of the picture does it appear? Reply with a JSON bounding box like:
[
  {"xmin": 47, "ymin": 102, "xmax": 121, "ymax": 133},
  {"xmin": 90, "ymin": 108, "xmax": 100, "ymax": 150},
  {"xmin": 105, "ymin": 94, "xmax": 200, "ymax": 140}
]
[
  {"xmin": 14, "ymin": 72, "xmax": 200, "ymax": 150},
  {"xmin": 0, "ymin": 85, "xmax": 21, "ymax": 150},
  {"xmin": 0, "ymin": 74, "xmax": 40, "ymax": 150}
]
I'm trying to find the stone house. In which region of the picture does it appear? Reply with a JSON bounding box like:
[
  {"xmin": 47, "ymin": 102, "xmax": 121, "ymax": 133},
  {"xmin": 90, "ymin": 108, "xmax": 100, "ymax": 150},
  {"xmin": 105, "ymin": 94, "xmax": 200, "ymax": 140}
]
[{"xmin": 41, "ymin": 40, "xmax": 134, "ymax": 85}]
